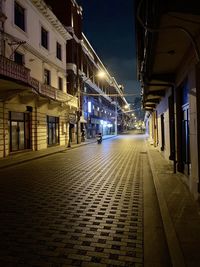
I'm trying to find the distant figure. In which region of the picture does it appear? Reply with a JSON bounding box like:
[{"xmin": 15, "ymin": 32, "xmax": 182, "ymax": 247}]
[
  {"xmin": 97, "ymin": 133, "xmax": 102, "ymax": 144},
  {"xmin": 81, "ymin": 129, "xmax": 85, "ymax": 142}
]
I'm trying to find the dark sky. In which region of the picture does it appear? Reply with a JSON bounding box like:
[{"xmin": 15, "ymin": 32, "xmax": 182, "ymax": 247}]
[{"xmin": 77, "ymin": 0, "xmax": 140, "ymax": 104}]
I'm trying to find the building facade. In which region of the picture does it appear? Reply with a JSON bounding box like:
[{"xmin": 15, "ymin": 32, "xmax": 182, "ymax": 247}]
[
  {"xmin": 45, "ymin": 0, "xmax": 129, "ymax": 143},
  {"xmin": 0, "ymin": 0, "xmax": 77, "ymax": 157},
  {"xmin": 136, "ymin": 0, "xmax": 200, "ymax": 199}
]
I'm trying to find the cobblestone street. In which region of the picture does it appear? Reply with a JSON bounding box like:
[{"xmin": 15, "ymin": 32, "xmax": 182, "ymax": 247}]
[{"xmin": 0, "ymin": 134, "xmax": 168, "ymax": 267}]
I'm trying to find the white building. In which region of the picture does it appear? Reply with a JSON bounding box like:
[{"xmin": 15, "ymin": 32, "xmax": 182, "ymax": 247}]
[{"xmin": 0, "ymin": 0, "xmax": 77, "ymax": 157}]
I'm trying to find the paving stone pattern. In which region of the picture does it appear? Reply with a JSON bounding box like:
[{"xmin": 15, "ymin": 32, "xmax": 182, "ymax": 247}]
[{"xmin": 0, "ymin": 136, "xmax": 144, "ymax": 266}]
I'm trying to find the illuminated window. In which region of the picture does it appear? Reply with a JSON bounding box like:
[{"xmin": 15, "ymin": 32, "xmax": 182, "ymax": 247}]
[{"xmin": 88, "ymin": 102, "xmax": 91, "ymax": 113}]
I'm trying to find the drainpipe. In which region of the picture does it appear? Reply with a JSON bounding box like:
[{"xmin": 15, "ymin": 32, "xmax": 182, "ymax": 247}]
[{"xmin": 145, "ymin": 82, "xmax": 176, "ymax": 173}]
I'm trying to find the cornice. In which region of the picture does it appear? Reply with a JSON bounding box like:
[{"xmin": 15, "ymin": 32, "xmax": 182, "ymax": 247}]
[{"xmin": 31, "ymin": 0, "xmax": 72, "ymax": 40}]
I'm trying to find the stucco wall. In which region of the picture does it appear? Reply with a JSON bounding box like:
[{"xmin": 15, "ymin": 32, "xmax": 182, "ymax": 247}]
[
  {"xmin": 156, "ymin": 89, "xmax": 171, "ymax": 161},
  {"xmin": 4, "ymin": 0, "xmax": 67, "ymax": 91}
]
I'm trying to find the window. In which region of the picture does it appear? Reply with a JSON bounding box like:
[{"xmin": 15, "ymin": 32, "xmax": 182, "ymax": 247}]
[
  {"xmin": 41, "ymin": 27, "xmax": 48, "ymax": 49},
  {"xmin": 44, "ymin": 69, "xmax": 51, "ymax": 85},
  {"xmin": 14, "ymin": 1, "xmax": 25, "ymax": 31},
  {"xmin": 14, "ymin": 51, "xmax": 24, "ymax": 65},
  {"xmin": 58, "ymin": 77, "xmax": 63, "ymax": 90},
  {"xmin": 56, "ymin": 42, "xmax": 62, "ymax": 60},
  {"xmin": 9, "ymin": 111, "xmax": 31, "ymax": 152},
  {"xmin": 47, "ymin": 116, "xmax": 59, "ymax": 145}
]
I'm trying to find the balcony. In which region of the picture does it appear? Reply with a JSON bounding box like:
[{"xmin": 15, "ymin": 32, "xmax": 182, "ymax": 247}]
[
  {"xmin": 40, "ymin": 84, "xmax": 56, "ymax": 99},
  {"xmin": 40, "ymin": 84, "xmax": 77, "ymax": 107},
  {"xmin": 0, "ymin": 55, "xmax": 77, "ymax": 107},
  {"xmin": 0, "ymin": 55, "xmax": 30, "ymax": 84}
]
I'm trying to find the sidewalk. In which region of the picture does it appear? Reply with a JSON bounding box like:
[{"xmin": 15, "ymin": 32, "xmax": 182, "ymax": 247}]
[
  {"xmin": 147, "ymin": 142, "xmax": 200, "ymax": 267},
  {"xmin": 0, "ymin": 134, "xmax": 116, "ymax": 169}
]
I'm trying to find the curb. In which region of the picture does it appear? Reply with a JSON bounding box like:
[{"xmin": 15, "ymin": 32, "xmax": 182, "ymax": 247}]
[{"xmin": 146, "ymin": 144, "xmax": 186, "ymax": 267}]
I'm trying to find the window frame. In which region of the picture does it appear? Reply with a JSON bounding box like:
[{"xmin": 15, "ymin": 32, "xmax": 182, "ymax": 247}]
[
  {"xmin": 14, "ymin": 51, "xmax": 24, "ymax": 65},
  {"xmin": 58, "ymin": 77, "xmax": 63, "ymax": 91},
  {"xmin": 14, "ymin": 1, "xmax": 26, "ymax": 32},
  {"xmin": 56, "ymin": 42, "xmax": 62, "ymax": 61},
  {"xmin": 41, "ymin": 26, "xmax": 49, "ymax": 50},
  {"xmin": 44, "ymin": 69, "xmax": 51, "ymax": 85}
]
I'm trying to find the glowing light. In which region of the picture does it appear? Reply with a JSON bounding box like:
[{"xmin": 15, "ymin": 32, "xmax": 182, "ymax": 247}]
[
  {"xmin": 96, "ymin": 71, "xmax": 106, "ymax": 79},
  {"xmin": 88, "ymin": 102, "xmax": 91, "ymax": 113}
]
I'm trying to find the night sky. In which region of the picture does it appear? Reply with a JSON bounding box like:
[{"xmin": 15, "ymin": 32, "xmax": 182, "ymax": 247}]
[{"xmin": 77, "ymin": 0, "xmax": 140, "ymax": 104}]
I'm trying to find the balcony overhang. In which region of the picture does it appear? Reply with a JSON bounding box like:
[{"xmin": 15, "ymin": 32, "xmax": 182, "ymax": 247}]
[
  {"xmin": 151, "ymin": 13, "xmax": 200, "ymax": 76},
  {"xmin": 0, "ymin": 78, "xmax": 32, "ymax": 100},
  {"xmin": 137, "ymin": 4, "xmax": 200, "ymax": 110},
  {"xmin": 0, "ymin": 55, "xmax": 77, "ymax": 107}
]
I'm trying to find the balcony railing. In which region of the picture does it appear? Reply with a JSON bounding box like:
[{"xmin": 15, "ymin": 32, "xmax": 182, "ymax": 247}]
[
  {"xmin": 0, "ymin": 55, "xmax": 77, "ymax": 105},
  {"xmin": 29, "ymin": 77, "xmax": 40, "ymax": 91},
  {"xmin": 0, "ymin": 55, "xmax": 30, "ymax": 84},
  {"xmin": 56, "ymin": 89, "xmax": 72, "ymax": 102},
  {"xmin": 40, "ymin": 84, "xmax": 57, "ymax": 99}
]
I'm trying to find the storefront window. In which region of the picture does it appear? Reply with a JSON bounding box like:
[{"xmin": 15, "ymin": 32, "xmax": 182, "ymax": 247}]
[{"xmin": 47, "ymin": 116, "xmax": 59, "ymax": 146}]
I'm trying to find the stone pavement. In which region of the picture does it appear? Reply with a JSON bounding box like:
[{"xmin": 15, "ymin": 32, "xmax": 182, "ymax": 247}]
[
  {"xmin": 0, "ymin": 134, "xmax": 144, "ymax": 267},
  {"xmin": 1, "ymin": 133, "xmax": 200, "ymax": 266},
  {"xmin": 147, "ymin": 142, "xmax": 200, "ymax": 267},
  {"xmin": 0, "ymin": 135, "xmax": 115, "ymax": 170}
]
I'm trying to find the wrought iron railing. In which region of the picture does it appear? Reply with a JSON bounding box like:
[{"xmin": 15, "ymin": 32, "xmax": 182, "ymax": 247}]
[
  {"xmin": 40, "ymin": 84, "xmax": 57, "ymax": 99},
  {"xmin": 0, "ymin": 55, "xmax": 30, "ymax": 83},
  {"xmin": 29, "ymin": 77, "xmax": 39, "ymax": 91},
  {"xmin": 0, "ymin": 55, "xmax": 77, "ymax": 104}
]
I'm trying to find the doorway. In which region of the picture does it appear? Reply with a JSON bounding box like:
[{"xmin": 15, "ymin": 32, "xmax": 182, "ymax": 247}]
[
  {"xmin": 160, "ymin": 114, "xmax": 165, "ymax": 151},
  {"xmin": 182, "ymin": 104, "xmax": 190, "ymax": 175},
  {"xmin": 47, "ymin": 116, "xmax": 59, "ymax": 146},
  {"xmin": 9, "ymin": 111, "xmax": 31, "ymax": 152}
]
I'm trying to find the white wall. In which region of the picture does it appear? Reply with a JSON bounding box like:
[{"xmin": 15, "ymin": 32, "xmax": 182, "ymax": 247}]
[
  {"xmin": 156, "ymin": 89, "xmax": 171, "ymax": 160},
  {"xmin": 4, "ymin": 0, "xmax": 67, "ymax": 92}
]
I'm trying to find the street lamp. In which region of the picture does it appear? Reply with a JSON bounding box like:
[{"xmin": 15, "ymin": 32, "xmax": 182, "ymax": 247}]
[{"xmin": 96, "ymin": 71, "xmax": 106, "ymax": 79}]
